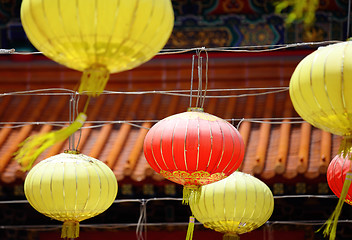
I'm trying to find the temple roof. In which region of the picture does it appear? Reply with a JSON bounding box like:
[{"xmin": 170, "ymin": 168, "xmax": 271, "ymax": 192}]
[{"xmin": 0, "ymin": 50, "xmax": 340, "ymax": 186}]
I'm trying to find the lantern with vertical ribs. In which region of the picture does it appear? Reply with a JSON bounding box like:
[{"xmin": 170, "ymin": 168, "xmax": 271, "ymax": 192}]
[
  {"xmin": 143, "ymin": 108, "xmax": 245, "ymax": 202},
  {"xmin": 289, "ymin": 41, "xmax": 352, "ymax": 152},
  {"xmin": 189, "ymin": 171, "xmax": 274, "ymax": 240},
  {"xmin": 327, "ymin": 153, "xmax": 352, "ymax": 205},
  {"xmin": 20, "ymin": 0, "xmax": 174, "ymax": 96},
  {"xmin": 24, "ymin": 152, "xmax": 118, "ymax": 239},
  {"xmin": 16, "ymin": 0, "xmax": 175, "ymax": 171},
  {"xmin": 289, "ymin": 41, "xmax": 352, "ymax": 239}
]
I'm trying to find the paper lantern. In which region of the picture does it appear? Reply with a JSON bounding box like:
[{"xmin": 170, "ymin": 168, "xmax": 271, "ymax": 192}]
[
  {"xmin": 327, "ymin": 153, "xmax": 352, "ymax": 205},
  {"xmin": 24, "ymin": 152, "xmax": 118, "ymax": 238},
  {"xmin": 20, "ymin": 0, "xmax": 174, "ymax": 96},
  {"xmin": 289, "ymin": 41, "xmax": 352, "ymax": 239},
  {"xmin": 144, "ymin": 108, "xmax": 245, "ymax": 202},
  {"xmin": 189, "ymin": 171, "xmax": 274, "ymax": 240},
  {"xmin": 289, "ymin": 41, "xmax": 352, "ymax": 152},
  {"xmin": 16, "ymin": 0, "xmax": 174, "ymax": 170}
]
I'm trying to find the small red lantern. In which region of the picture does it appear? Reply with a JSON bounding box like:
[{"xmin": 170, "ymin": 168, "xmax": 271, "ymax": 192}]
[
  {"xmin": 322, "ymin": 153, "xmax": 352, "ymax": 239},
  {"xmin": 143, "ymin": 108, "xmax": 245, "ymax": 201},
  {"xmin": 327, "ymin": 154, "xmax": 352, "ymax": 205}
]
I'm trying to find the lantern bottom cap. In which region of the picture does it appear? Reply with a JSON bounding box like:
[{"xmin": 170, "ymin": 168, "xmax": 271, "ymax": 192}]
[
  {"xmin": 80, "ymin": 64, "xmax": 110, "ymax": 97},
  {"xmin": 223, "ymin": 233, "xmax": 240, "ymax": 240},
  {"xmin": 182, "ymin": 185, "xmax": 201, "ymax": 205},
  {"xmin": 61, "ymin": 221, "xmax": 79, "ymax": 239}
]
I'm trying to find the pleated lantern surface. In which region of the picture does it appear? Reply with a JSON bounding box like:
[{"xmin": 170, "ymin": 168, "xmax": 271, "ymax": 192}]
[
  {"xmin": 189, "ymin": 171, "xmax": 274, "ymax": 240},
  {"xmin": 327, "ymin": 154, "xmax": 352, "ymax": 205},
  {"xmin": 289, "ymin": 41, "xmax": 352, "ymax": 240},
  {"xmin": 143, "ymin": 108, "xmax": 245, "ymax": 202},
  {"xmin": 16, "ymin": 0, "xmax": 174, "ymax": 172},
  {"xmin": 24, "ymin": 153, "xmax": 118, "ymax": 239},
  {"xmin": 289, "ymin": 41, "xmax": 352, "ymax": 152},
  {"xmin": 20, "ymin": 0, "xmax": 174, "ymax": 96}
]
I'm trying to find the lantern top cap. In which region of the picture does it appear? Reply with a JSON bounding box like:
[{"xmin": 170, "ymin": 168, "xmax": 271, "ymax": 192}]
[
  {"xmin": 64, "ymin": 149, "xmax": 81, "ymax": 155},
  {"xmin": 187, "ymin": 107, "xmax": 204, "ymax": 112},
  {"xmin": 41, "ymin": 152, "xmax": 101, "ymax": 165}
]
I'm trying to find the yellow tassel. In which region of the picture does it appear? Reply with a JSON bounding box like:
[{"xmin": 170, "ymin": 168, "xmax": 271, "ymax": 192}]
[
  {"xmin": 185, "ymin": 216, "xmax": 195, "ymax": 240},
  {"xmin": 223, "ymin": 233, "xmax": 240, "ymax": 240},
  {"xmin": 15, "ymin": 113, "xmax": 87, "ymax": 171},
  {"xmin": 79, "ymin": 64, "xmax": 110, "ymax": 97},
  {"xmin": 318, "ymin": 171, "xmax": 352, "ymax": 240},
  {"xmin": 338, "ymin": 136, "xmax": 352, "ymax": 158},
  {"xmin": 183, "ymin": 186, "xmax": 200, "ymax": 205},
  {"xmin": 274, "ymin": 0, "xmax": 318, "ymax": 27},
  {"xmin": 61, "ymin": 221, "xmax": 79, "ymax": 239}
]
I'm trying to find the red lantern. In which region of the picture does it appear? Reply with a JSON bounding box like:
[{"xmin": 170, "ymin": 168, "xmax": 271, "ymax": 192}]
[
  {"xmin": 143, "ymin": 108, "xmax": 245, "ymax": 200},
  {"xmin": 327, "ymin": 154, "xmax": 352, "ymax": 205}
]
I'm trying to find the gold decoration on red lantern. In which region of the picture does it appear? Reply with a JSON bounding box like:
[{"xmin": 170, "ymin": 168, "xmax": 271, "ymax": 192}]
[
  {"xmin": 160, "ymin": 170, "xmax": 226, "ymax": 186},
  {"xmin": 143, "ymin": 107, "xmax": 245, "ymax": 203}
]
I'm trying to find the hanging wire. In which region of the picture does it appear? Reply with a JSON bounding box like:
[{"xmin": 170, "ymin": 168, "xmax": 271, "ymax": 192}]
[
  {"xmin": 158, "ymin": 41, "xmax": 341, "ymax": 54},
  {"xmin": 0, "ymin": 87, "xmax": 289, "ymax": 99},
  {"xmin": 189, "ymin": 55, "xmax": 195, "ymax": 108},
  {"xmin": 0, "ymin": 40, "xmax": 342, "ymax": 56},
  {"xmin": 0, "ymin": 195, "xmax": 343, "ymax": 232},
  {"xmin": 195, "ymin": 49, "xmax": 202, "ymax": 108},
  {"xmin": 136, "ymin": 199, "xmax": 147, "ymax": 240},
  {"xmin": 0, "ymin": 87, "xmax": 289, "ymax": 98},
  {"xmin": 0, "ymin": 195, "xmax": 337, "ymax": 205},
  {"xmin": 0, "ymin": 48, "xmax": 15, "ymax": 54},
  {"xmin": 201, "ymin": 49, "xmax": 209, "ymax": 109},
  {"xmin": 236, "ymin": 118, "xmax": 245, "ymax": 130},
  {"xmin": 2, "ymin": 219, "xmax": 352, "ymax": 231},
  {"xmin": 3, "ymin": 219, "xmax": 352, "ymax": 231},
  {"xmin": 67, "ymin": 91, "xmax": 85, "ymax": 151},
  {"xmin": 75, "ymin": 93, "xmax": 83, "ymax": 151},
  {"xmin": 68, "ymin": 93, "xmax": 75, "ymax": 150},
  {"xmin": 189, "ymin": 47, "xmax": 209, "ymax": 109},
  {"xmin": 0, "ymin": 88, "xmax": 75, "ymax": 96},
  {"xmin": 0, "ymin": 117, "xmax": 307, "ymax": 130}
]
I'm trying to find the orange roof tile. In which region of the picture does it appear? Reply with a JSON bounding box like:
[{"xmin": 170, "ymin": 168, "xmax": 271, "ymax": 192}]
[{"xmin": 0, "ymin": 51, "xmax": 341, "ymax": 185}]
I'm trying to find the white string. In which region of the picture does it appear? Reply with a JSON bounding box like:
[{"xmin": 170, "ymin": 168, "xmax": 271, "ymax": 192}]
[
  {"xmin": 0, "ymin": 196, "xmax": 340, "ymax": 233},
  {"xmin": 136, "ymin": 199, "xmax": 147, "ymax": 240},
  {"xmin": 159, "ymin": 41, "xmax": 341, "ymax": 54},
  {"xmin": 0, "ymin": 40, "xmax": 341, "ymax": 56},
  {"xmin": 0, "ymin": 88, "xmax": 75, "ymax": 96},
  {"xmin": 4, "ymin": 220, "xmax": 352, "ymax": 231},
  {"xmin": 0, "ymin": 87, "xmax": 289, "ymax": 98},
  {"xmin": 0, "ymin": 117, "xmax": 307, "ymax": 130},
  {"xmin": 0, "ymin": 195, "xmax": 342, "ymax": 231},
  {"xmin": 85, "ymin": 87, "xmax": 290, "ymax": 98},
  {"xmin": 237, "ymin": 118, "xmax": 245, "ymax": 129},
  {"xmin": 0, "ymin": 49, "xmax": 15, "ymax": 54},
  {"xmin": 0, "ymin": 195, "xmax": 336, "ymax": 205}
]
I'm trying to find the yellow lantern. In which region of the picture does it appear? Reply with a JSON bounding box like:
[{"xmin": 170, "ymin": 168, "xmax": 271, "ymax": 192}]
[
  {"xmin": 24, "ymin": 152, "xmax": 118, "ymax": 238},
  {"xmin": 289, "ymin": 41, "xmax": 352, "ymax": 151},
  {"xmin": 20, "ymin": 0, "xmax": 174, "ymax": 96},
  {"xmin": 17, "ymin": 0, "xmax": 174, "ymax": 169},
  {"xmin": 289, "ymin": 41, "xmax": 352, "ymax": 240},
  {"xmin": 189, "ymin": 171, "xmax": 274, "ymax": 240}
]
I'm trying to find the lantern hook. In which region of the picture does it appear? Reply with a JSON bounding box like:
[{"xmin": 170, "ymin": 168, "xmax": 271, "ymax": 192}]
[
  {"xmin": 189, "ymin": 47, "xmax": 209, "ymax": 109},
  {"xmin": 68, "ymin": 92, "xmax": 82, "ymax": 151}
]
